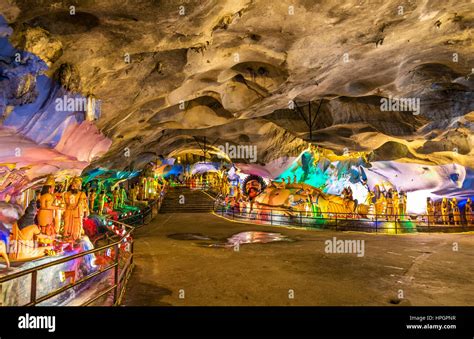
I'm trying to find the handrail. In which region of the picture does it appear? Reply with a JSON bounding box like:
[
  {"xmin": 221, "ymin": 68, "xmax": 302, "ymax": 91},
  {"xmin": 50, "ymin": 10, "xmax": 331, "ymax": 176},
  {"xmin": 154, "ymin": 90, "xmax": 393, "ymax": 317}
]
[
  {"xmin": 0, "ymin": 222, "xmax": 132, "ymax": 283},
  {"xmin": 0, "ymin": 190, "xmax": 167, "ymax": 306},
  {"xmin": 214, "ymin": 202, "xmax": 474, "ymax": 232},
  {"xmin": 0, "ymin": 218, "xmax": 135, "ymax": 306}
]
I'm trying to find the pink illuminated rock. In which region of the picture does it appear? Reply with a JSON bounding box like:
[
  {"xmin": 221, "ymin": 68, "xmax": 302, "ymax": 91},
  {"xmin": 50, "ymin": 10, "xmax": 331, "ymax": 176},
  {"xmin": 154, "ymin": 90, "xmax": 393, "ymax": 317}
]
[{"xmin": 55, "ymin": 121, "xmax": 112, "ymax": 162}]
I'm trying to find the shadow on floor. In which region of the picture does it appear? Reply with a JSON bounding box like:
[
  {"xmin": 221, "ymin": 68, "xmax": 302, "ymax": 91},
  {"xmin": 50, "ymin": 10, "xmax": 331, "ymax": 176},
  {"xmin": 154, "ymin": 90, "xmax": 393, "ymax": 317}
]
[{"xmin": 122, "ymin": 267, "xmax": 172, "ymax": 306}]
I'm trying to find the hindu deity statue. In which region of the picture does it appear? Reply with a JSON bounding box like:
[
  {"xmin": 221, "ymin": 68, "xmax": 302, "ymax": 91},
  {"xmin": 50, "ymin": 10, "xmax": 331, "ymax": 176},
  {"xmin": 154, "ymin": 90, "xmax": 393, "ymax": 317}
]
[
  {"xmin": 98, "ymin": 191, "xmax": 107, "ymax": 215},
  {"xmin": 53, "ymin": 182, "xmax": 65, "ymax": 233},
  {"xmin": 112, "ymin": 187, "xmax": 120, "ymax": 210},
  {"xmin": 465, "ymin": 198, "xmax": 473, "ymax": 226},
  {"xmin": 119, "ymin": 186, "xmax": 127, "ymax": 208},
  {"xmin": 364, "ymin": 189, "xmax": 375, "ymax": 217},
  {"xmin": 392, "ymin": 190, "xmax": 400, "ymax": 219},
  {"xmin": 141, "ymin": 177, "xmax": 149, "ymax": 199},
  {"xmin": 89, "ymin": 188, "xmax": 97, "ymax": 212},
  {"xmin": 373, "ymin": 185, "xmax": 386, "ymax": 217},
  {"xmin": 450, "ymin": 198, "xmax": 461, "ymax": 225},
  {"xmin": 342, "ymin": 187, "xmax": 354, "ymax": 213},
  {"xmin": 441, "ymin": 198, "xmax": 449, "ymax": 224},
  {"xmin": 385, "ymin": 189, "xmax": 394, "ymax": 220},
  {"xmin": 37, "ymin": 176, "xmax": 59, "ymax": 237},
  {"xmin": 398, "ymin": 191, "xmax": 407, "ymax": 219},
  {"xmin": 63, "ymin": 177, "xmax": 89, "ymax": 241},
  {"xmin": 426, "ymin": 197, "xmax": 435, "ymax": 225}
]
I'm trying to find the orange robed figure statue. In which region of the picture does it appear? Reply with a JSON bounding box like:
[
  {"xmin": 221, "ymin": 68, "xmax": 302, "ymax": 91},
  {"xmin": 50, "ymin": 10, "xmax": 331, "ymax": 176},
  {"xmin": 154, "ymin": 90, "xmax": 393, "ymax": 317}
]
[
  {"xmin": 63, "ymin": 177, "xmax": 89, "ymax": 241},
  {"xmin": 37, "ymin": 175, "xmax": 59, "ymax": 236}
]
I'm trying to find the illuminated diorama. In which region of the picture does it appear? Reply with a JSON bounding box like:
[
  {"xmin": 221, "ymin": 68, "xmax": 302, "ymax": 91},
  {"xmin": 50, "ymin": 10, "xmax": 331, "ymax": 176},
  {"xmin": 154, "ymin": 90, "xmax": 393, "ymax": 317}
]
[{"xmin": 0, "ymin": 1, "xmax": 473, "ymax": 309}]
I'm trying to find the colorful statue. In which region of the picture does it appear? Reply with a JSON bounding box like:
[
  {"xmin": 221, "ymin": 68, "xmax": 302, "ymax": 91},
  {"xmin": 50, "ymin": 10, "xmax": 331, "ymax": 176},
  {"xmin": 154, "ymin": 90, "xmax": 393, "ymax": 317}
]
[
  {"xmin": 441, "ymin": 198, "xmax": 449, "ymax": 224},
  {"xmin": 37, "ymin": 177, "xmax": 59, "ymax": 237},
  {"xmin": 119, "ymin": 186, "xmax": 127, "ymax": 208},
  {"xmin": 98, "ymin": 191, "xmax": 107, "ymax": 215},
  {"xmin": 63, "ymin": 177, "xmax": 89, "ymax": 241},
  {"xmin": 112, "ymin": 187, "xmax": 120, "ymax": 210},
  {"xmin": 465, "ymin": 198, "xmax": 473, "ymax": 226},
  {"xmin": 392, "ymin": 190, "xmax": 400, "ymax": 219},
  {"xmin": 342, "ymin": 187, "xmax": 354, "ymax": 215},
  {"xmin": 9, "ymin": 201, "xmax": 47, "ymax": 262},
  {"xmin": 53, "ymin": 185, "xmax": 65, "ymax": 234},
  {"xmin": 450, "ymin": 198, "xmax": 461, "ymax": 225},
  {"xmin": 385, "ymin": 189, "xmax": 394, "ymax": 220},
  {"xmin": 373, "ymin": 185, "xmax": 386, "ymax": 217},
  {"xmin": 398, "ymin": 191, "xmax": 407, "ymax": 219},
  {"xmin": 426, "ymin": 197, "xmax": 435, "ymax": 225},
  {"xmin": 89, "ymin": 188, "xmax": 97, "ymax": 212}
]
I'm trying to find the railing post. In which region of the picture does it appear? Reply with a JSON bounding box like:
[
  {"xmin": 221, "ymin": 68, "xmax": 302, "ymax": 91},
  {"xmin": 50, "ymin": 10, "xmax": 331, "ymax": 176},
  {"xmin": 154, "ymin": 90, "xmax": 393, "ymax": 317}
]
[
  {"xmin": 375, "ymin": 214, "xmax": 378, "ymax": 233},
  {"xmin": 299, "ymin": 211, "xmax": 302, "ymax": 226},
  {"xmin": 270, "ymin": 210, "xmax": 273, "ymax": 225},
  {"xmin": 30, "ymin": 270, "xmax": 37, "ymax": 305},
  {"xmin": 335, "ymin": 214, "xmax": 338, "ymax": 231}
]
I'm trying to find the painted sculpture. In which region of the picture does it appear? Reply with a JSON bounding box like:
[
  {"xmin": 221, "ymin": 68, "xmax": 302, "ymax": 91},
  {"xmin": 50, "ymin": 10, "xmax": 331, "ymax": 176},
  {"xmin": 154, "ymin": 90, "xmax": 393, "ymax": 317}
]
[
  {"xmin": 37, "ymin": 184, "xmax": 58, "ymax": 236},
  {"xmin": 426, "ymin": 197, "xmax": 435, "ymax": 225},
  {"xmin": 441, "ymin": 198, "xmax": 449, "ymax": 225},
  {"xmin": 466, "ymin": 198, "xmax": 473, "ymax": 225},
  {"xmin": 451, "ymin": 198, "xmax": 461, "ymax": 225},
  {"xmin": 63, "ymin": 177, "xmax": 89, "ymax": 241}
]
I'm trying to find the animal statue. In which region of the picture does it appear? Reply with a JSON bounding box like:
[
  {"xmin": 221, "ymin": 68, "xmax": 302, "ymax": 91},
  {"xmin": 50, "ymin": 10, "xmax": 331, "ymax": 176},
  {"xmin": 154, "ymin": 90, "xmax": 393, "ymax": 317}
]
[
  {"xmin": 9, "ymin": 200, "xmax": 43, "ymax": 261},
  {"xmin": 18, "ymin": 200, "xmax": 38, "ymax": 230}
]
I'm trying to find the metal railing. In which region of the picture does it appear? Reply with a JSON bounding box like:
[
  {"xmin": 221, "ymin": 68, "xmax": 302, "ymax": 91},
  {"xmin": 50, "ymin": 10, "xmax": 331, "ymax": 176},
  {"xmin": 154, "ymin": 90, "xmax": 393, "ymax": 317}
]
[
  {"xmin": 119, "ymin": 187, "xmax": 167, "ymax": 226},
  {"xmin": 169, "ymin": 182, "xmax": 220, "ymax": 190},
  {"xmin": 0, "ymin": 219, "xmax": 135, "ymax": 306},
  {"xmin": 214, "ymin": 203, "xmax": 474, "ymax": 234}
]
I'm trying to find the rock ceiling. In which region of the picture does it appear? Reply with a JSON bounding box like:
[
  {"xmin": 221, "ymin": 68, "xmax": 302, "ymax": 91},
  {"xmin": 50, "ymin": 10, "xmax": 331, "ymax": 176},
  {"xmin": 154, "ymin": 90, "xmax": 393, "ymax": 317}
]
[{"xmin": 1, "ymin": 0, "xmax": 473, "ymax": 170}]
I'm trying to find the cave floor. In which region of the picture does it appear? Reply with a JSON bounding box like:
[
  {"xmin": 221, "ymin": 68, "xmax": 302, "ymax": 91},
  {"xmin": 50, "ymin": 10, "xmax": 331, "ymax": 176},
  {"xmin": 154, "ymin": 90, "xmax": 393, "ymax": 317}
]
[{"xmin": 123, "ymin": 212, "xmax": 474, "ymax": 306}]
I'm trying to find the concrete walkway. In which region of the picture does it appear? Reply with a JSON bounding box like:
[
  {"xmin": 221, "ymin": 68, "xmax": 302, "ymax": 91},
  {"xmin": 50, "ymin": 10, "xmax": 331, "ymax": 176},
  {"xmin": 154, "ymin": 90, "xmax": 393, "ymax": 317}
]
[{"xmin": 123, "ymin": 212, "xmax": 474, "ymax": 306}]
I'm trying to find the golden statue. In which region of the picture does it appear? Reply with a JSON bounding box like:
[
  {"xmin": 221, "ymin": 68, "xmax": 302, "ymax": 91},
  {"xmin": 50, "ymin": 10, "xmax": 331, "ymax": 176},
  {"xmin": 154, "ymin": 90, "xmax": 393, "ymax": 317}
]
[
  {"xmin": 37, "ymin": 177, "xmax": 59, "ymax": 237},
  {"xmin": 441, "ymin": 198, "xmax": 449, "ymax": 225},
  {"xmin": 450, "ymin": 198, "xmax": 461, "ymax": 225},
  {"xmin": 400, "ymin": 191, "xmax": 407, "ymax": 218},
  {"xmin": 392, "ymin": 191, "xmax": 400, "ymax": 219},
  {"xmin": 426, "ymin": 197, "xmax": 435, "ymax": 225},
  {"xmin": 63, "ymin": 177, "xmax": 89, "ymax": 241},
  {"xmin": 98, "ymin": 191, "xmax": 107, "ymax": 215},
  {"xmin": 373, "ymin": 185, "xmax": 386, "ymax": 218},
  {"xmin": 465, "ymin": 198, "xmax": 473, "ymax": 226},
  {"xmin": 385, "ymin": 189, "xmax": 394, "ymax": 220},
  {"xmin": 89, "ymin": 188, "xmax": 97, "ymax": 212},
  {"xmin": 112, "ymin": 187, "xmax": 120, "ymax": 210}
]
